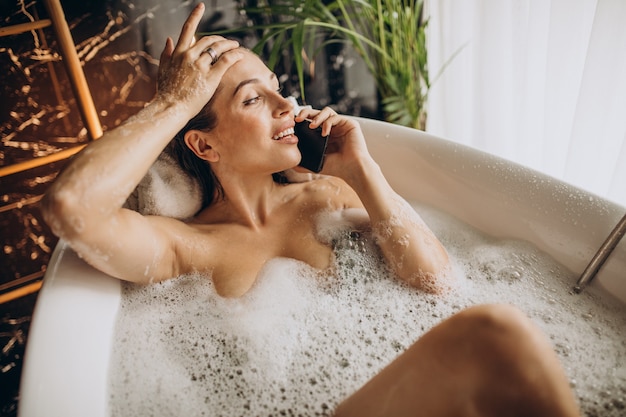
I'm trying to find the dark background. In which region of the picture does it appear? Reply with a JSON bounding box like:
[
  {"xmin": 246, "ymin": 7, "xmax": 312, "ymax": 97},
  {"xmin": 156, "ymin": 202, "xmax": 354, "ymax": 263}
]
[{"xmin": 0, "ymin": 0, "xmax": 380, "ymax": 415}]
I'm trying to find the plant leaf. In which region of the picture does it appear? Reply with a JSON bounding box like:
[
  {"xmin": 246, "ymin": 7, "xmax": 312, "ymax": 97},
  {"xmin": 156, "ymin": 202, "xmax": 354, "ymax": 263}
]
[{"xmin": 292, "ymin": 20, "xmax": 307, "ymax": 100}]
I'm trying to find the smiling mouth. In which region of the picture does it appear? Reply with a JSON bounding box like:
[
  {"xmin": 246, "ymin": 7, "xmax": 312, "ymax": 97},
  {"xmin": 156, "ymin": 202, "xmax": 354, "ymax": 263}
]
[{"xmin": 272, "ymin": 127, "xmax": 295, "ymax": 140}]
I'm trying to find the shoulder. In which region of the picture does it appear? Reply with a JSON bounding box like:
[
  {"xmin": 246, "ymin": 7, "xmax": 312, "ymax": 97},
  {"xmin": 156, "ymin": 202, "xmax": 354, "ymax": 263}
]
[{"xmin": 289, "ymin": 175, "xmax": 363, "ymax": 210}]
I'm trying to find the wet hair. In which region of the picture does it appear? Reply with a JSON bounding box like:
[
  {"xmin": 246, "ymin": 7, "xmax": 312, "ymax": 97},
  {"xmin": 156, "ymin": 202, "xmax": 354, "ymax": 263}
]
[{"xmin": 166, "ymin": 79, "xmax": 288, "ymax": 210}]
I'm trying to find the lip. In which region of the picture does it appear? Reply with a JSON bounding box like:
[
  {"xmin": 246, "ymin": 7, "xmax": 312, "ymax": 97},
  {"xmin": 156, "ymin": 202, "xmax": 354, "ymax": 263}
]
[{"xmin": 272, "ymin": 123, "xmax": 297, "ymax": 143}]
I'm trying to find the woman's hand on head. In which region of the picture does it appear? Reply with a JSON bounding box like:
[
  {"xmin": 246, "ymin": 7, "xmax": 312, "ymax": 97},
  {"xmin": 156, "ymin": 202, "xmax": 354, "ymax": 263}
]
[
  {"xmin": 296, "ymin": 107, "xmax": 373, "ymax": 178},
  {"xmin": 156, "ymin": 3, "xmax": 242, "ymax": 114}
]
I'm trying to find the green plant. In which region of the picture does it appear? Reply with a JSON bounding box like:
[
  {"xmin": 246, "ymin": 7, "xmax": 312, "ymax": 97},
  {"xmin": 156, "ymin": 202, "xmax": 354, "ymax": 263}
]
[{"xmin": 232, "ymin": 0, "xmax": 430, "ymax": 129}]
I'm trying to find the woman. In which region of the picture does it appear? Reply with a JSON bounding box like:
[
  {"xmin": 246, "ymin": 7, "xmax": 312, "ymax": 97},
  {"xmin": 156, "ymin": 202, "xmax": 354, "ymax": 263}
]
[{"xmin": 42, "ymin": 3, "xmax": 580, "ymax": 416}]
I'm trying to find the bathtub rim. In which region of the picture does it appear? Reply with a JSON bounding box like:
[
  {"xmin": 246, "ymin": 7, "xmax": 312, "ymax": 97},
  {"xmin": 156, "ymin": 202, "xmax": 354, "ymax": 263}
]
[
  {"xmin": 356, "ymin": 117, "xmax": 626, "ymax": 303},
  {"xmin": 19, "ymin": 241, "xmax": 120, "ymax": 417}
]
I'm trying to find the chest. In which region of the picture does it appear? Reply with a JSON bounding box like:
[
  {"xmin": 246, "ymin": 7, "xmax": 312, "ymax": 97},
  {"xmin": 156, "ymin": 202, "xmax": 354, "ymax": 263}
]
[{"xmin": 190, "ymin": 216, "xmax": 333, "ymax": 297}]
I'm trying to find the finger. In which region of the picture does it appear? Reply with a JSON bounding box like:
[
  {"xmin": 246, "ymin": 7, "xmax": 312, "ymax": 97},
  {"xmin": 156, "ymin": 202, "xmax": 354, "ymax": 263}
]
[
  {"xmin": 205, "ymin": 48, "xmax": 245, "ymax": 77},
  {"xmin": 309, "ymin": 107, "xmax": 336, "ymax": 125},
  {"xmin": 320, "ymin": 116, "xmax": 337, "ymax": 137},
  {"xmin": 157, "ymin": 37, "xmax": 174, "ymax": 85},
  {"xmin": 308, "ymin": 107, "xmax": 338, "ymax": 132},
  {"xmin": 174, "ymin": 3, "xmax": 205, "ymax": 52},
  {"xmin": 159, "ymin": 37, "xmax": 174, "ymax": 65},
  {"xmin": 194, "ymin": 37, "xmax": 239, "ymax": 62},
  {"xmin": 296, "ymin": 108, "xmax": 318, "ymax": 121},
  {"xmin": 193, "ymin": 35, "xmax": 228, "ymax": 52}
]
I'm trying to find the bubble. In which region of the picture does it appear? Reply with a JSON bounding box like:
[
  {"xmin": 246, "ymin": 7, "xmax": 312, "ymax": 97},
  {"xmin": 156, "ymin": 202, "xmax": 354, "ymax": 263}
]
[
  {"xmin": 69, "ymin": 215, "xmax": 85, "ymax": 233},
  {"xmin": 496, "ymin": 264, "xmax": 524, "ymax": 283},
  {"xmin": 108, "ymin": 204, "xmax": 626, "ymax": 417}
]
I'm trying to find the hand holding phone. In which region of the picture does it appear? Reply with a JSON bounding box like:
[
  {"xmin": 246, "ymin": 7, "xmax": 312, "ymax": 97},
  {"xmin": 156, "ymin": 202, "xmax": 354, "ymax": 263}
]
[{"xmin": 295, "ymin": 120, "xmax": 329, "ymax": 173}]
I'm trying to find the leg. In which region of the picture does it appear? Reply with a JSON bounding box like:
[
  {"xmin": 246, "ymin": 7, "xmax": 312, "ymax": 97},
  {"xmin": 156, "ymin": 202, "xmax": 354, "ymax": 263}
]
[{"xmin": 334, "ymin": 304, "xmax": 580, "ymax": 417}]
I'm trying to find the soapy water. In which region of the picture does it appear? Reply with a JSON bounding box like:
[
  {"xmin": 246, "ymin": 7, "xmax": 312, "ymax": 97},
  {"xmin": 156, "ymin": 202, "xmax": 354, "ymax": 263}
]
[{"xmin": 108, "ymin": 204, "xmax": 626, "ymax": 417}]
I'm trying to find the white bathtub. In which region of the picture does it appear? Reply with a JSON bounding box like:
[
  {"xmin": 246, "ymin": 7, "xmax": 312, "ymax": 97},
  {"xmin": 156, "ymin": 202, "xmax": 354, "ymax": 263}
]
[{"xmin": 19, "ymin": 118, "xmax": 626, "ymax": 417}]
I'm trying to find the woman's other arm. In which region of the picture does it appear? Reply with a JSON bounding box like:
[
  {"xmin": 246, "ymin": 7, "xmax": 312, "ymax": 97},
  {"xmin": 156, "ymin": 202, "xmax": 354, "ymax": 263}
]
[
  {"xmin": 341, "ymin": 154, "xmax": 451, "ymax": 293},
  {"xmin": 41, "ymin": 4, "xmax": 242, "ymax": 283},
  {"xmin": 299, "ymin": 109, "xmax": 451, "ymax": 293}
]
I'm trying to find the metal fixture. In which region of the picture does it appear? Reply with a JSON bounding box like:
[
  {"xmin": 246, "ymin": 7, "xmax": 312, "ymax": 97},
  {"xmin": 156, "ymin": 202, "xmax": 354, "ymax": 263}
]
[{"xmin": 574, "ymin": 212, "xmax": 626, "ymax": 293}]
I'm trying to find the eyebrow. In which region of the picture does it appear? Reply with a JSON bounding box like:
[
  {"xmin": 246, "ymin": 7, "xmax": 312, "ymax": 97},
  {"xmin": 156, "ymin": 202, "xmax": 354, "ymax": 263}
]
[{"xmin": 233, "ymin": 73, "xmax": 278, "ymax": 97}]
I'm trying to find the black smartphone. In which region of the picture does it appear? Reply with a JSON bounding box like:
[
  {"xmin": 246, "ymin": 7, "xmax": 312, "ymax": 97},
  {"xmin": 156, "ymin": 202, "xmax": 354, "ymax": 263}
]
[{"xmin": 295, "ymin": 120, "xmax": 329, "ymax": 173}]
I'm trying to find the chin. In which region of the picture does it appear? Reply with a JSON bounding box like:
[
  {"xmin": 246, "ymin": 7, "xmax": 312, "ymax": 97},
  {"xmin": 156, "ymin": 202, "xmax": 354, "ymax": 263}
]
[{"xmin": 282, "ymin": 150, "xmax": 303, "ymax": 171}]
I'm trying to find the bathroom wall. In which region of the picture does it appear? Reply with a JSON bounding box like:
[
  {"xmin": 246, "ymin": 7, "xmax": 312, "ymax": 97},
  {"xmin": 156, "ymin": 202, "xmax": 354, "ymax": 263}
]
[{"xmin": 0, "ymin": 1, "xmax": 377, "ymax": 414}]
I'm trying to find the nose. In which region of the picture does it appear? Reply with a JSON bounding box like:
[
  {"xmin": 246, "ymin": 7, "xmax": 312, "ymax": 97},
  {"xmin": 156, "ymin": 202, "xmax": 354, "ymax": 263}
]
[{"xmin": 272, "ymin": 93, "xmax": 294, "ymax": 118}]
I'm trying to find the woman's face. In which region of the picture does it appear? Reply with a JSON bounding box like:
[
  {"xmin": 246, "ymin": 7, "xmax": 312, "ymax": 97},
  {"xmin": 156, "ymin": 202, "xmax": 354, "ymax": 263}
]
[{"xmin": 205, "ymin": 50, "xmax": 301, "ymax": 176}]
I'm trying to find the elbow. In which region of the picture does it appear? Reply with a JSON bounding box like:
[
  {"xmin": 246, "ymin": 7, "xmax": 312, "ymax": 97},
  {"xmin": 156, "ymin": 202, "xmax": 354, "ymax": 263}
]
[
  {"xmin": 41, "ymin": 187, "xmax": 86, "ymax": 240},
  {"xmin": 406, "ymin": 268, "xmax": 452, "ymax": 295},
  {"xmin": 403, "ymin": 252, "xmax": 453, "ymax": 295}
]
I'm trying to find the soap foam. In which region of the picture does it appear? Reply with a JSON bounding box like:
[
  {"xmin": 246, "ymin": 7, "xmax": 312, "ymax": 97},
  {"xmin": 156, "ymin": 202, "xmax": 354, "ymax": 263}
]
[{"xmin": 108, "ymin": 204, "xmax": 626, "ymax": 416}]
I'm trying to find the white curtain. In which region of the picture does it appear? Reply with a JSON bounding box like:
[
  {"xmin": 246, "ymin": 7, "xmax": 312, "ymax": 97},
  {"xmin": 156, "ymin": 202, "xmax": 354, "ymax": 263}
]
[{"xmin": 426, "ymin": 0, "xmax": 626, "ymax": 208}]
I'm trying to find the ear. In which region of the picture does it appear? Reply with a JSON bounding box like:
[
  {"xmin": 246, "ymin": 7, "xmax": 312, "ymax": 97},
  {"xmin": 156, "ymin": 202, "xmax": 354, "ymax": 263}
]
[{"xmin": 184, "ymin": 130, "xmax": 220, "ymax": 162}]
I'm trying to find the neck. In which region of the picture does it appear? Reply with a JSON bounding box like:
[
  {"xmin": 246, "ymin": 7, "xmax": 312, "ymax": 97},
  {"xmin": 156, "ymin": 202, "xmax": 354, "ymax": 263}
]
[{"xmin": 199, "ymin": 173, "xmax": 283, "ymax": 227}]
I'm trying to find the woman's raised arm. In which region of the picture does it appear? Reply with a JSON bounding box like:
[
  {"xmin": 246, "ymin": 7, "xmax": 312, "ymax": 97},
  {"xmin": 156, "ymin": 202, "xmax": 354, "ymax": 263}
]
[{"xmin": 41, "ymin": 4, "xmax": 242, "ymax": 283}]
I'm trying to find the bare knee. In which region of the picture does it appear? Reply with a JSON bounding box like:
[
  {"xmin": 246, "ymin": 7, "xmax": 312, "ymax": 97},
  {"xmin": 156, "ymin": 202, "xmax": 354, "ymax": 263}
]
[
  {"xmin": 441, "ymin": 304, "xmax": 580, "ymax": 416},
  {"xmin": 444, "ymin": 304, "xmax": 554, "ymax": 378},
  {"xmin": 452, "ymin": 303, "xmax": 527, "ymax": 327},
  {"xmin": 452, "ymin": 303, "xmax": 536, "ymax": 345}
]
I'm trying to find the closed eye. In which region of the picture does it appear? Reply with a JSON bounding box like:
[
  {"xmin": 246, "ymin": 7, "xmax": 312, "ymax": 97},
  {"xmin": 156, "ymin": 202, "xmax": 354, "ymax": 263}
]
[
  {"xmin": 243, "ymin": 85, "xmax": 283, "ymax": 106},
  {"xmin": 243, "ymin": 96, "xmax": 260, "ymax": 105}
]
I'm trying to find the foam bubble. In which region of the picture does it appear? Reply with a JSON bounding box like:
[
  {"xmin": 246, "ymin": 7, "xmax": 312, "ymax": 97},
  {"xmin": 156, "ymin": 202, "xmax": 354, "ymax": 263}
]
[
  {"xmin": 314, "ymin": 207, "xmax": 369, "ymax": 244},
  {"xmin": 108, "ymin": 203, "xmax": 626, "ymax": 416}
]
